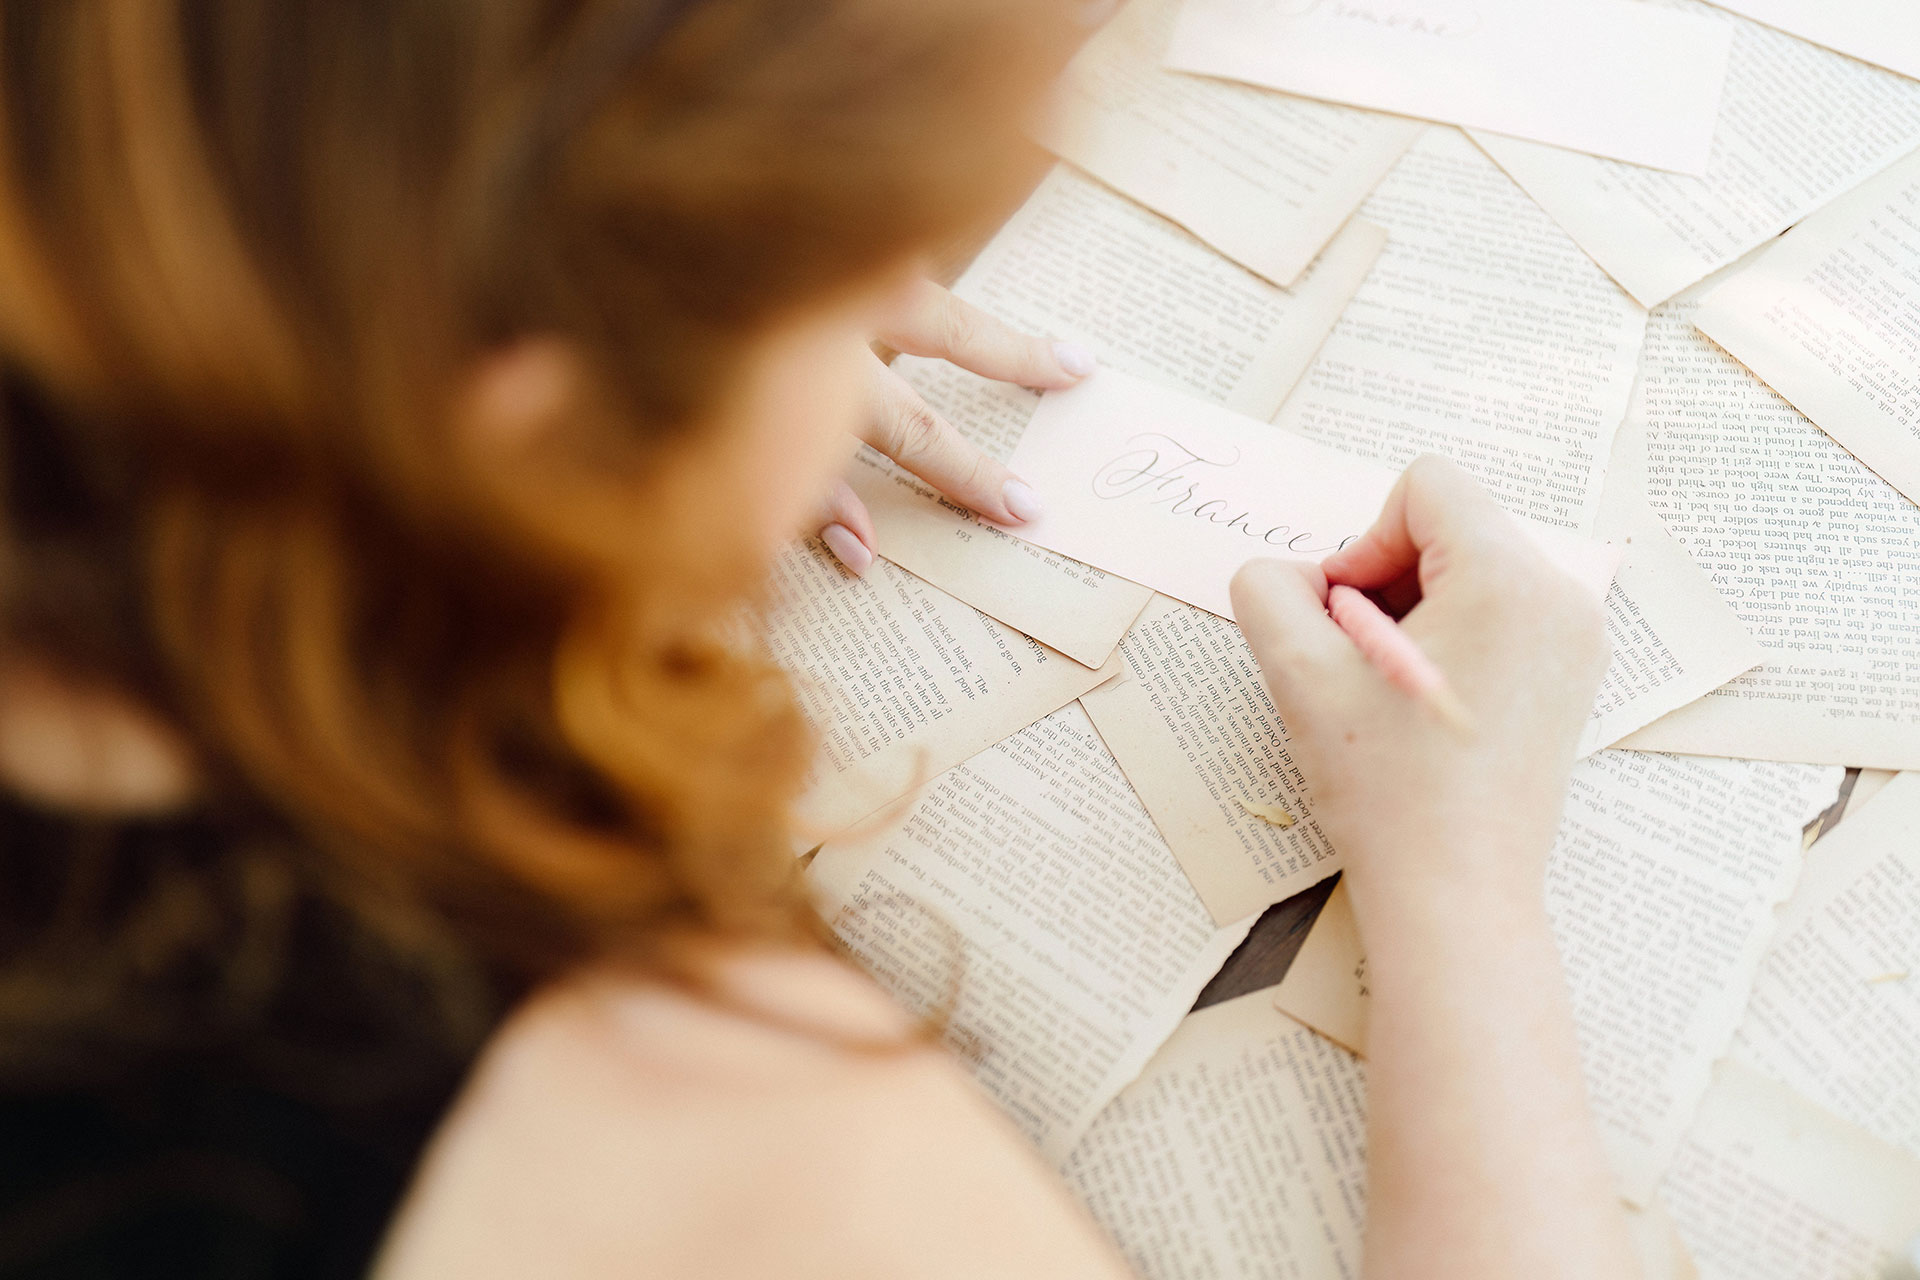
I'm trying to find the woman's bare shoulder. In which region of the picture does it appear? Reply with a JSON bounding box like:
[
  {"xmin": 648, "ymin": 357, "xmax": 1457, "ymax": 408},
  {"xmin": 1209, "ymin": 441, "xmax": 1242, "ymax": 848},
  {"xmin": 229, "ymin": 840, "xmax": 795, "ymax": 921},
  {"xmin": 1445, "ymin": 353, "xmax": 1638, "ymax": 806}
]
[{"xmin": 373, "ymin": 949, "xmax": 1131, "ymax": 1280}]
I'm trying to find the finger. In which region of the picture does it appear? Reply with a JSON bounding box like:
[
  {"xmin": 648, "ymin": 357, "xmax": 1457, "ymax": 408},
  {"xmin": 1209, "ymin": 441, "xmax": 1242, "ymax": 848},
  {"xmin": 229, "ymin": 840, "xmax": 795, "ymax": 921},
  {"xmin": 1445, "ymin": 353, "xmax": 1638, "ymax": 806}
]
[
  {"xmin": 1230, "ymin": 559, "xmax": 1362, "ymax": 717},
  {"xmin": 1320, "ymin": 455, "xmax": 1513, "ymax": 593},
  {"xmin": 878, "ymin": 280, "xmax": 1095, "ymax": 390},
  {"xmin": 860, "ymin": 354, "xmax": 1043, "ymax": 524},
  {"xmin": 821, "ymin": 479, "xmax": 877, "ymax": 552},
  {"xmin": 819, "ymin": 480, "xmax": 878, "ymax": 576}
]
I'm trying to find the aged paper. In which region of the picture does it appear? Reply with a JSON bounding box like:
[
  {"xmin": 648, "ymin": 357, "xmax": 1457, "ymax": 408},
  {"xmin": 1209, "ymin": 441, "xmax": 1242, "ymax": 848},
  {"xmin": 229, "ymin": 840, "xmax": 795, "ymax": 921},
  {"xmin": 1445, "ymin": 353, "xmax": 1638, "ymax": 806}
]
[
  {"xmin": 1695, "ymin": 144, "xmax": 1920, "ymax": 508},
  {"xmin": 1169, "ymin": 0, "xmax": 1729, "ymax": 173},
  {"xmin": 1708, "ymin": 0, "xmax": 1920, "ymax": 82},
  {"xmin": 1062, "ymin": 992, "xmax": 1369, "ymax": 1280},
  {"xmin": 852, "ymin": 165, "xmax": 1385, "ymax": 668},
  {"xmin": 767, "ymin": 540, "xmax": 1117, "ymax": 844},
  {"xmin": 1663, "ymin": 1064, "xmax": 1920, "ymax": 1279},
  {"xmin": 1270, "ymin": 749, "xmax": 1842, "ymax": 1202},
  {"xmin": 1733, "ymin": 772, "xmax": 1920, "ymax": 1161},
  {"xmin": 1272, "ymin": 128, "xmax": 1645, "ymax": 535},
  {"xmin": 1038, "ymin": 0, "xmax": 1418, "ymax": 287},
  {"xmin": 1473, "ymin": 0, "xmax": 1920, "ymax": 307},
  {"xmin": 1008, "ymin": 369, "xmax": 1618, "ymax": 620},
  {"xmin": 1617, "ymin": 297, "xmax": 1920, "ymax": 770},
  {"xmin": 808, "ymin": 703, "xmax": 1251, "ymax": 1163}
]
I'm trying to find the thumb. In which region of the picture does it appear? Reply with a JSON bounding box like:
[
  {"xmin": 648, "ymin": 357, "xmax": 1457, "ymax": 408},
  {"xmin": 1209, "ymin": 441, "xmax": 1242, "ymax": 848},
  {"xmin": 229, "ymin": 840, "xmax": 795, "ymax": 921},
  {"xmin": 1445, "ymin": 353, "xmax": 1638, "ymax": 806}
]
[{"xmin": 1230, "ymin": 559, "xmax": 1360, "ymax": 721}]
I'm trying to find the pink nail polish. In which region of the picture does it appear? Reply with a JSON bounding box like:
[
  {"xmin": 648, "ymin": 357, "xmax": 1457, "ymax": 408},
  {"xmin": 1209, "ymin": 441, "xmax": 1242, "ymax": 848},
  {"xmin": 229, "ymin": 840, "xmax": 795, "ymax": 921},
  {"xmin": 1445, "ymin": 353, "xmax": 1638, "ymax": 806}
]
[
  {"xmin": 821, "ymin": 523, "xmax": 873, "ymax": 576},
  {"xmin": 1052, "ymin": 340, "xmax": 1097, "ymax": 379},
  {"xmin": 1002, "ymin": 479, "xmax": 1044, "ymax": 523}
]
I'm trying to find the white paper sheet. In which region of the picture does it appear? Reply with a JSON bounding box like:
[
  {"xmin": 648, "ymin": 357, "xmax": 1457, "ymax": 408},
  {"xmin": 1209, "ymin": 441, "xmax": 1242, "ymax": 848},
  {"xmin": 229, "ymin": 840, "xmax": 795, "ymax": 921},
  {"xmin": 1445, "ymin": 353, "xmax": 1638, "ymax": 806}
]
[
  {"xmin": 1038, "ymin": 0, "xmax": 1419, "ymax": 286},
  {"xmin": 1708, "ymin": 0, "xmax": 1920, "ymax": 82},
  {"xmin": 1006, "ymin": 368, "xmax": 1617, "ymax": 621},
  {"xmin": 1167, "ymin": 0, "xmax": 1730, "ymax": 173},
  {"xmin": 1473, "ymin": 0, "xmax": 1920, "ymax": 307}
]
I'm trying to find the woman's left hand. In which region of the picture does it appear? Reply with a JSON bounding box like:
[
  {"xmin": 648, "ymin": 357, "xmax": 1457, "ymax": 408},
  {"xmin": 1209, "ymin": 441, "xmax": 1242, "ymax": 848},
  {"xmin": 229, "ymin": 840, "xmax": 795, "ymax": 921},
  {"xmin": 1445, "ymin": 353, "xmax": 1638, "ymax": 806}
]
[{"xmin": 818, "ymin": 279, "xmax": 1096, "ymax": 575}]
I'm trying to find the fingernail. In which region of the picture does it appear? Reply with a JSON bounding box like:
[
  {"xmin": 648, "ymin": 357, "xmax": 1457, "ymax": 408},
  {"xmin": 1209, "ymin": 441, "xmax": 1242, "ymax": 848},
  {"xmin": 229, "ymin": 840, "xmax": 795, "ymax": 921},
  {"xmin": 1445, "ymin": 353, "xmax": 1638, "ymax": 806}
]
[
  {"xmin": 1002, "ymin": 479, "xmax": 1044, "ymax": 523},
  {"xmin": 821, "ymin": 523, "xmax": 873, "ymax": 576},
  {"xmin": 1052, "ymin": 340, "xmax": 1097, "ymax": 379}
]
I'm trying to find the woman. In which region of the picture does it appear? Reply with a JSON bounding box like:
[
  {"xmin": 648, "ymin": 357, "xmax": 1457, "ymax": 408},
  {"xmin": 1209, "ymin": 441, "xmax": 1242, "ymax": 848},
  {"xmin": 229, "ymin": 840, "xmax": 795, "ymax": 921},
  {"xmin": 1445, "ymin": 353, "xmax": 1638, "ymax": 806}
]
[{"xmin": 0, "ymin": 1, "xmax": 1636, "ymax": 1277}]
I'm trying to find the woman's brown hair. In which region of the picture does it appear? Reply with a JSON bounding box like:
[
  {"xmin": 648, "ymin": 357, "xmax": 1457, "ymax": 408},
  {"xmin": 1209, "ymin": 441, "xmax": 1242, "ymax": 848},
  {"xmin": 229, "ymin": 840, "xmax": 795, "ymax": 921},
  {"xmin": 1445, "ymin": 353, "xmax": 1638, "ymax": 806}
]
[{"xmin": 0, "ymin": 0, "xmax": 1073, "ymax": 1072}]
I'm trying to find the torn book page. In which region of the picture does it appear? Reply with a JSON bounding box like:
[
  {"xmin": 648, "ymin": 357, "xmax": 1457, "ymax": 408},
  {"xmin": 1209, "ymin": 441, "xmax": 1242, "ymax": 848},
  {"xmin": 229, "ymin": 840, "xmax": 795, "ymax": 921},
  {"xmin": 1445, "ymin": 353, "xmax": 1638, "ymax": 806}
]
[
  {"xmin": 1063, "ymin": 992, "xmax": 1368, "ymax": 1280},
  {"xmin": 1269, "ymin": 749, "xmax": 1842, "ymax": 1204},
  {"xmin": 1694, "ymin": 143, "xmax": 1920, "ymax": 509},
  {"xmin": 1037, "ymin": 0, "xmax": 1419, "ymax": 286},
  {"xmin": 1733, "ymin": 771, "xmax": 1920, "ymax": 1161},
  {"xmin": 768, "ymin": 540, "xmax": 1117, "ymax": 847},
  {"xmin": 1617, "ymin": 297, "xmax": 1920, "ymax": 770},
  {"xmin": 1663, "ymin": 1064, "xmax": 1920, "ymax": 1280},
  {"xmin": 809, "ymin": 703, "xmax": 1251, "ymax": 1163}
]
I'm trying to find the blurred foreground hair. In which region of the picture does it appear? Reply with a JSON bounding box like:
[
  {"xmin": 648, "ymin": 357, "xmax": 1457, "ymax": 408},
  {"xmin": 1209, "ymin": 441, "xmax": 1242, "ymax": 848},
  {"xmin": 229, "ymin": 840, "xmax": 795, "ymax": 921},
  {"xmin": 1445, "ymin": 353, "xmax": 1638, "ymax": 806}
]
[{"xmin": 0, "ymin": 0, "xmax": 1067, "ymax": 1070}]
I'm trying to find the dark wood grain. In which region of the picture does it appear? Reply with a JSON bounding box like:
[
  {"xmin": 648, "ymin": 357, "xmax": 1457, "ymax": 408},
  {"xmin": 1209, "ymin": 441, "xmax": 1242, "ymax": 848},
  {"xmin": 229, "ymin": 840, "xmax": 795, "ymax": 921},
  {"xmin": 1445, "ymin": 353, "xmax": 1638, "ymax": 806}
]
[{"xmin": 1192, "ymin": 875, "xmax": 1341, "ymax": 1010}]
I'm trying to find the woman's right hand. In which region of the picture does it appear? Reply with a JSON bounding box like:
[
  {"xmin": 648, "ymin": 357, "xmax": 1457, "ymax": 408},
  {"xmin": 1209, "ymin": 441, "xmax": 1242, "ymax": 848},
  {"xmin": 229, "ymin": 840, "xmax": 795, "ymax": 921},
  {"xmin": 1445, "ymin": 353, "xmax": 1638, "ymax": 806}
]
[{"xmin": 1229, "ymin": 455, "xmax": 1610, "ymax": 927}]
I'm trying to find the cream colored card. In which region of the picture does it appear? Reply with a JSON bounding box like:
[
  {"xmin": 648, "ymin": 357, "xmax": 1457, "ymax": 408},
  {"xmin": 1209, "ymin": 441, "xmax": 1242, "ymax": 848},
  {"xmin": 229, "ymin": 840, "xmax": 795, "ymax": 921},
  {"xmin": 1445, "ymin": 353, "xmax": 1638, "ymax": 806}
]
[
  {"xmin": 1709, "ymin": 0, "xmax": 1920, "ymax": 81},
  {"xmin": 1007, "ymin": 368, "xmax": 1618, "ymax": 621},
  {"xmin": 1695, "ymin": 143, "xmax": 1920, "ymax": 509},
  {"xmin": 856, "ymin": 167, "xmax": 1385, "ymax": 669},
  {"xmin": 1168, "ymin": 0, "xmax": 1730, "ymax": 173},
  {"xmin": 1271, "ymin": 750, "xmax": 1842, "ymax": 1204},
  {"xmin": 1473, "ymin": 0, "xmax": 1920, "ymax": 307},
  {"xmin": 1037, "ymin": 0, "xmax": 1419, "ymax": 286}
]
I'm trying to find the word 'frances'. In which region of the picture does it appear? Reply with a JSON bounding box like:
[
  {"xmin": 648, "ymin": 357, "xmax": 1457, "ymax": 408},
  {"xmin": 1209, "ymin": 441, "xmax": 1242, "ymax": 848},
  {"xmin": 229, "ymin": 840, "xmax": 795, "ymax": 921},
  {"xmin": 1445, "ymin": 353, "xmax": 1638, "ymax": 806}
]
[{"xmin": 1090, "ymin": 433, "xmax": 1362, "ymax": 555}]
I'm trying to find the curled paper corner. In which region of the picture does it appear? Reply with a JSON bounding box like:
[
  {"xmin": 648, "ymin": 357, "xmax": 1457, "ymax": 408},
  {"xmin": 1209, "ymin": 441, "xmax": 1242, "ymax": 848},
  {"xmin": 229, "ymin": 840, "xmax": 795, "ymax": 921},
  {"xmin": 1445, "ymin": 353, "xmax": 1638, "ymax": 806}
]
[{"xmin": 1235, "ymin": 797, "xmax": 1296, "ymax": 828}]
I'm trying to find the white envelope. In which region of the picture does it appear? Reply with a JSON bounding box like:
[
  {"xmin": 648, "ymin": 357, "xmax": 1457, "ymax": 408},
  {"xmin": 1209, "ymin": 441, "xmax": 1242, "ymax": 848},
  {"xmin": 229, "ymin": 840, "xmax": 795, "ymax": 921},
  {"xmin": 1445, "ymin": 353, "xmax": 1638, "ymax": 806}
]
[{"xmin": 1167, "ymin": 0, "xmax": 1732, "ymax": 175}]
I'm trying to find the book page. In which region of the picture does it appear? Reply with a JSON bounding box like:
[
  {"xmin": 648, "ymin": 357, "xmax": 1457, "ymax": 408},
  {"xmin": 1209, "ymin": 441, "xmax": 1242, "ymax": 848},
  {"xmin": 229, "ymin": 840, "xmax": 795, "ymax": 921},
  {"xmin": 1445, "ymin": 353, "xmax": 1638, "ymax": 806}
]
[
  {"xmin": 1062, "ymin": 992, "xmax": 1369, "ymax": 1280},
  {"xmin": 1663, "ymin": 1064, "xmax": 1920, "ymax": 1280},
  {"xmin": 1269, "ymin": 749, "xmax": 1842, "ymax": 1202},
  {"xmin": 1732, "ymin": 772, "xmax": 1920, "ymax": 1161},
  {"xmin": 1472, "ymin": 0, "xmax": 1920, "ymax": 307},
  {"xmin": 1617, "ymin": 297, "xmax": 1920, "ymax": 769},
  {"xmin": 808, "ymin": 702, "xmax": 1250, "ymax": 1162},
  {"xmin": 1708, "ymin": 0, "xmax": 1920, "ymax": 85},
  {"xmin": 1272, "ymin": 127, "xmax": 1646, "ymax": 535},
  {"xmin": 1169, "ymin": 0, "xmax": 1730, "ymax": 173},
  {"xmin": 767, "ymin": 540, "xmax": 1117, "ymax": 844},
  {"xmin": 1695, "ymin": 145, "xmax": 1920, "ymax": 507},
  {"xmin": 1038, "ymin": 0, "xmax": 1418, "ymax": 287},
  {"xmin": 853, "ymin": 165, "xmax": 1385, "ymax": 668}
]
